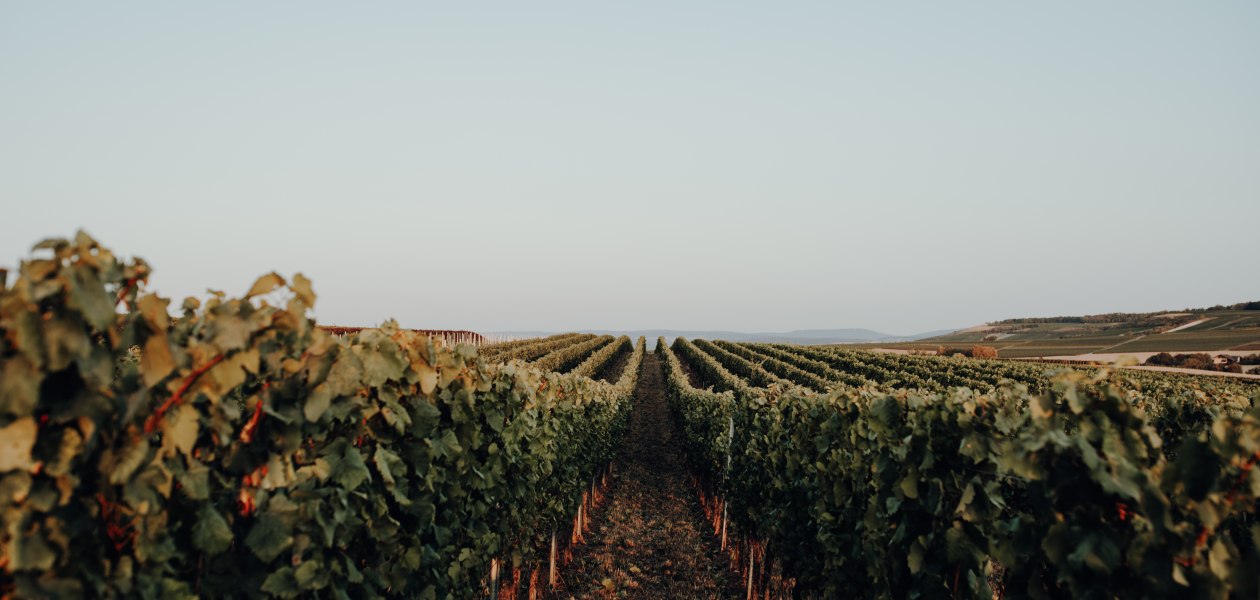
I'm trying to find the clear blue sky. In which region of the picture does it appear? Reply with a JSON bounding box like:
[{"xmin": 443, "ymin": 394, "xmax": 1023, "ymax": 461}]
[{"xmin": 2, "ymin": 2, "xmax": 1257, "ymax": 334}]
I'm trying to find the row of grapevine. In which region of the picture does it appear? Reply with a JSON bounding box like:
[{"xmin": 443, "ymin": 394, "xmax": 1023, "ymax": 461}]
[
  {"xmin": 769, "ymin": 344, "xmax": 937, "ymax": 389},
  {"xmin": 851, "ymin": 349, "xmax": 1019, "ymax": 390},
  {"xmin": 570, "ymin": 336, "xmax": 632, "ymax": 380},
  {"xmin": 476, "ymin": 335, "xmax": 550, "ymax": 355},
  {"xmin": 711, "ymin": 340, "xmax": 832, "ymax": 392},
  {"xmin": 691, "ymin": 339, "xmax": 791, "ymax": 390},
  {"xmin": 741, "ymin": 343, "xmax": 870, "ymax": 388},
  {"xmin": 530, "ymin": 335, "xmax": 615, "ymax": 374},
  {"xmin": 733, "ymin": 340, "xmax": 1257, "ymax": 455},
  {"xmin": 319, "ymin": 326, "xmax": 485, "ymax": 346},
  {"xmin": 778, "ymin": 343, "xmax": 1259, "ymax": 399},
  {"xmin": 670, "ymin": 338, "xmax": 755, "ymax": 395},
  {"xmin": 0, "ymin": 233, "xmax": 643, "ymax": 599},
  {"xmin": 657, "ymin": 339, "xmax": 735, "ymax": 491},
  {"xmin": 478, "ymin": 333, "xmax": 593, "ymax": 363},
  {"xmin": 662, "ymin": 339, "xmax": 1260, "ymax": 598}
]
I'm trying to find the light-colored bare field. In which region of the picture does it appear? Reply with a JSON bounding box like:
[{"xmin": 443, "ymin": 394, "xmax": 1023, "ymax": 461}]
[
  {"xmin": 1164, "ymin": 318, "xmax": 1211, "ymax": 333},
  {"xmin": 1006, "ymin": 351, "xmax": 1260, "ymax": 380}
]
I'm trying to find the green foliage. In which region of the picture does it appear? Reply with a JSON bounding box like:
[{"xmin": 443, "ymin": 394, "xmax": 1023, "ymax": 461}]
[
  {"xmin": 662, "ymin": 339, "xmax": 1260, "ymax": 599},
  {"xmin": 746, "ymin": 342, "xmax": 871, "ymax": 388},
  {"xmin": 656, "ymin": 339, "xmax": 735, "ymax": 487},
  {"xmin": 670, "ymin": 337, "xmax": 755, "ymax": 395},
  {"xmin": 570, "ymin": 336, "xmax": 631, "ymax": 380},
  {"xmin": 0, "ymin": 233, "xmax": 641, "ymax": 599},
  {"xmin": 691, "ymin": 339, "xmax": 792, "ymax": 390},
  {"xmin": 480, "ymin": 333, "xmax": 593, "ymax": 363},
  {"xmin": 531, "ymin": 335, "xmax": 615, "ymax": 374}
]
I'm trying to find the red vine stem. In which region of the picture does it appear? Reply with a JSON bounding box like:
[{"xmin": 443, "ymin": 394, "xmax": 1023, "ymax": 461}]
[
  {"xmin": 1176, "ymin": 448, "xmax": 1260, "ymax": 566},
  {"xmin": 115, "ymin": 275, "xmax": 141, "ymax": 308},
  {"xmin": 144, "ymin": 355, "xmax": 225, "ymax": 433},
  {"xmin": 239, "ymin": 382, "xmax": 268, "ymax": 443},
  {"xmin": 1223, "ymin": 450, "xmax": 1260, "ymax": 506}
]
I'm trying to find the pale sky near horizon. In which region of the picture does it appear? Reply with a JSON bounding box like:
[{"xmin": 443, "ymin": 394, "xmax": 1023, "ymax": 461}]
[{"xmin": 2, "ymin": 3, "xmax": 1257, "ymax": 335}]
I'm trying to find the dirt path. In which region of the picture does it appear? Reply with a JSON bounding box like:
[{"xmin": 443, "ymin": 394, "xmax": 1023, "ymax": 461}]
[{"xmin": 550, "ymin": 353, "xmax": 742, "ymax": 599}]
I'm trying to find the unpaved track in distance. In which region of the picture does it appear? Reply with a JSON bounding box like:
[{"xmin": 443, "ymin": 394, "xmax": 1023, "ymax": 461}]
[{"xmin": 549, "ymin": 353, "xmax": 742, "ymax": 599}]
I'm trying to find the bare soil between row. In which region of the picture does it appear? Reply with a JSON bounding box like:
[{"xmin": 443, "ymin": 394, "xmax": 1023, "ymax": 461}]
[{"xmin": 549, "ymin": 353, "xmax": 742, "ymax": 599}]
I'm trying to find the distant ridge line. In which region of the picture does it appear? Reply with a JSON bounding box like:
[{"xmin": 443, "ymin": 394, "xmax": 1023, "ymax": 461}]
[{"xmin": 485, "ymin": 328, "xmax": 961, "ymax": 345}]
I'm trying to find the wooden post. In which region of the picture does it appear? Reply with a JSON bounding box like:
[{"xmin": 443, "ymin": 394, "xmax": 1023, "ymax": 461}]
[
  {"xmin": 746, "ymin": 549, "xmax": 755, "ymax": 600},
  {"xmin": 548, "ymin": 530, "xmax": 558, "ymax": 588},
  {"xmin": 580, "ymin": 491, "xmax": 589, "ymax": 532},
  {"xmin": 490, "ymin": 558, "xmax": 500, "ymax": 600},
  {"xmin": 720, "ymin": 498, "xmax": 729, "ymax": 550}
]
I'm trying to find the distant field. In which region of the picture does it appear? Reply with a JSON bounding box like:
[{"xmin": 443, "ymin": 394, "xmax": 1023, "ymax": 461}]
[
  {"xmin": 1104, "ymin": 329, "xmax": 1260, "ymax": 352},
  {"xmin": 838, "ymin": 310, "xmax": 1260, "ymax": 358}
]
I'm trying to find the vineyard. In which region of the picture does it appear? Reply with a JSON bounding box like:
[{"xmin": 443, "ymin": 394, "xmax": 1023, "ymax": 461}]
[
  {"xmin": 2, "ymin": 234, "xmax": 1259, "ymax": 599},
  {"xmin": 0, "ymin": 235, "xmax": 644, "ymax": 599},
  {"xmin": 661, "ymin": 337, "xmax": 1260, "ymax": 598}
]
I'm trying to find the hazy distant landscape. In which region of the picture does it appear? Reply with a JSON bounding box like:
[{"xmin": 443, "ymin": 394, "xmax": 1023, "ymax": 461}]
[
  {"xmin": 844, "ymin": 304, "xmax": 1260, "ymax": 359},
  {"xmin": 490, "ymin": 327, "xmax": 960, "ymax": 345},
  {"xmin": 486, "ymin": 302, "xmax": 1260, "ymax": 358}
]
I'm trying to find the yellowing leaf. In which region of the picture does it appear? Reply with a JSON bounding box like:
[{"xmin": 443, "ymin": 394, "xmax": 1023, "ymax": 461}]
[
  {"xmin": 0, "ymin": 417, "xmax": 37, "ymax": 472},
  {"xmin": 141, "ymin": 333, "xmax": 177, "ymax": 388},
  {"xmin": 206, "ymin": 349, "xmax": 260, "ymax": 399},
  {"xmin": 136, "ymin": 294, "xmax": 170, "ymax": 331},
  {"xmin": 900, "ymin": 471, "xmax": 919, "ymax": 500},
  {"xmin": 297, "ymin": 458, "xmax": 331, "ymax": 482},
  {"xmin": 261, "ymin": 454, "xmax": 295, "ymax": 490},
  {"xmin": 1172, "ymin": 562, "xmax": 1189, "ymax": 586},
  {"xmin": 292, "ymin": 273, "xmax": 316, "ymax": 307},
  {"xmin": 1209, "ymin": 539, "xmax": 1232, "ymax": 580},
  {"xmin": 1, "ymin": 355, "xmax": 41, "ymax": 415},
  {"xmin": 908, "ymin": 540, "xmax": 925, "ymax": 574},
  {"xmin": 210, "ymin": 315, "xmax": 254, "ymax": 351},
  {"xmin": 246, "ymin": 272, "xmax": 285, "ymax": 299},
  {"xmin": 418, "ymin": 361, "xmax": 439, "ymax": 395},
  {"xmin": 161, "ymin": 404, "xmax": 200, "ymax": 458},
  {"xmin": 46, "ymin": 427, "xmax": 83, "ymax": 476}
]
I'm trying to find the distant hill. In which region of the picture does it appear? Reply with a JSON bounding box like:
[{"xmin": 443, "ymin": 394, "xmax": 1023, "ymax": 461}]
[
  {"xmin": 487, "ymin": 328, "xmax": 957, "ymax": 346},
  {"xmin": 850, "ymin": 302, "xmax": 1260, "ymax": 359}
]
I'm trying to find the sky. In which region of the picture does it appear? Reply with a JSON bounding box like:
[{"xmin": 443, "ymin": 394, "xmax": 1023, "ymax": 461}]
[{"xmin": 2, "ymin": 2, "xmax": 1258, "ymax": 335}]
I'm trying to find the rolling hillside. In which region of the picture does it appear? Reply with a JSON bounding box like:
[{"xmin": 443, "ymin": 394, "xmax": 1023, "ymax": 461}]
[{"xmin": 841, "ymin": 305, "xmax": 1260, "ymax": 359}]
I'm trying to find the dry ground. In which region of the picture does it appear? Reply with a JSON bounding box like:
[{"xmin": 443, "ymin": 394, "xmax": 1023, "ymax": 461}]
[{"xmin": 549, "ymin": 353, "xmax": 742, "ymax": 599}]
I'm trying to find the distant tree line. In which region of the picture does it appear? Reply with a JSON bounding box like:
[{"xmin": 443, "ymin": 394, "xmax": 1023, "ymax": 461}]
[
  {"xmin": 1201, "ymin": 300, "xmax": 1260, "ymax": 311},
  {"xmin": 1143, "ymin": 352, "xmax": 1260, "ymax": 374}
]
